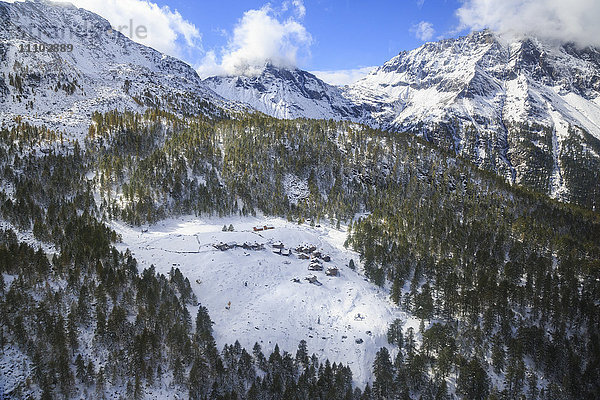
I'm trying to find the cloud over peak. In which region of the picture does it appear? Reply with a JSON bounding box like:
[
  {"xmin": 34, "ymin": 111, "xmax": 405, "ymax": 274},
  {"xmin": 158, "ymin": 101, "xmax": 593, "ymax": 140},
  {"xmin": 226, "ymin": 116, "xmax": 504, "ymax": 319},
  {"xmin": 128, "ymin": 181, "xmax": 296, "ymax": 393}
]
[
  {"xmin": 67, "ymin": 0, "xmax": 201, "ymax": 59},
  {"xmin": 198, "ymin": 2, "xmax": 311, "ymax": 77},
  {"xmin": 311, "ymin": 66, "xmax": 376, "ymax": 86},
  {"xmin": 456, "ymin": 0, "xmax": 600, "ymax": 48}
]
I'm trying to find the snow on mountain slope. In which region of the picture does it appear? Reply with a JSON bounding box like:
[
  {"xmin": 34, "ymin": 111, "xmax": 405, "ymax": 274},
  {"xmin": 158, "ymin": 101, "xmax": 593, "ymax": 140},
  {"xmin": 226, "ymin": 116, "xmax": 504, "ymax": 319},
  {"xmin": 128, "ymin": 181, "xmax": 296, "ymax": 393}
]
[
  {"xmin": 2, "ymin": 0, "xmax": 597, "ymax": 208},
  {"xmin": 203, "ymin": 65, "xmax": 368, "ymax": 122},
  {"xmin": 0, "ymin": 0, "xmax": 221, "ymax": 136},
  {"xmin": 347, "ymin": 31, "xmax": 505, "ymax": 128},
  {"xmin": 347, "ymin": 31, "xmax": 600, "ymax": 136},
  {"xmin": 345, "ymin": 30, "xmax": 600, "ymax": 206},
  {"xmin": 113, "ymin": 216, "xmax": 414, "ymax": 386},
  {"xmin": 199, "ymin": 30, "xmax": 600, "ymax": 207},
  {"xmin": 557, "ymin": 91, "xmax": 600, "ymax": 138}
]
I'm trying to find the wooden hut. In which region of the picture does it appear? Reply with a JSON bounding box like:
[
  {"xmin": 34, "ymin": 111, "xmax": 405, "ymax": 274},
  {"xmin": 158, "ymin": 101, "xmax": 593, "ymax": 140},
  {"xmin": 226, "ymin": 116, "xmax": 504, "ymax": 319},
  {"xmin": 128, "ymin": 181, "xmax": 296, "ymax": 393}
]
[{"xmin": 309, "ymin": 260, "xmax": 323, "ymax": 271}]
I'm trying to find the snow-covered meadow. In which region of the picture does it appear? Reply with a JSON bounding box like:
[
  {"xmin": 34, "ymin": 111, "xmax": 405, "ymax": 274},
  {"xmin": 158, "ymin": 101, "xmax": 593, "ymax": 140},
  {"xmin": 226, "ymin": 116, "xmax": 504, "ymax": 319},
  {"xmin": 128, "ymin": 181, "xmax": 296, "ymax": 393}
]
[{"xmin": 112, "ymin": 216, "xmax": 416, "ymax": 386}]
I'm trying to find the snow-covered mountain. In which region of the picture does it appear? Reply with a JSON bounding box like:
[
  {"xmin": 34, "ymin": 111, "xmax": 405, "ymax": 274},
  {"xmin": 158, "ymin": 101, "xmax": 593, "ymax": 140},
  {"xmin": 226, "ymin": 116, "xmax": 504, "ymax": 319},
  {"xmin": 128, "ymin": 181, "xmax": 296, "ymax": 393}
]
[
  {"xmin": 0, "ymin": 0, "xmax": 222, "ymax": 135},
  {"xmin": 203, "ymin": 31, "xmax": 600, "ymax": 208},
  {"xmin": 1, "ymin": 1, "xmax": 598, "ymax": 206},
  {"xmin": 203, "ymin": 64, "xmax": 367, "ymax": 121},
  {"xmin": 346, "ymin": 30, "xmax": 600, "ymax": 206}
]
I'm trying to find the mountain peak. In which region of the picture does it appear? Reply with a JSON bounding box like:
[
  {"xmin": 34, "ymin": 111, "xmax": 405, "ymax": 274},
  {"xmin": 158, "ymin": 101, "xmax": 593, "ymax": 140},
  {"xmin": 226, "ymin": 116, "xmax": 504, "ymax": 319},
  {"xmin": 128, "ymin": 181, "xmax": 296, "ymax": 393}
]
[
  {"xmin": 203, "ymin": 64, "xmax": 367, "ymax": 121},
  {"xmin": 0, "ymin": 0, "xmax": 221, "ymax": 134},
  {"xmin": 345, "ymin": 30, "xmax": 600, "ymax": 207},
  {"xmin": 202, "ymin": 29, "xmax": 600, "ymax": 208}
]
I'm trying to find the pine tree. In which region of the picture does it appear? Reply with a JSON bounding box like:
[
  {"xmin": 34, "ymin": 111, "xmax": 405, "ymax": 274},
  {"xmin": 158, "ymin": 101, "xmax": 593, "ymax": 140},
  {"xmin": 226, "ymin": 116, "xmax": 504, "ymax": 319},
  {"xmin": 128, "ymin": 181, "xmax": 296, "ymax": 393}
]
[
  {"xmin": 95, "ymin": 367, "xmax": 105, "ymax": 399},
  {"xmin": 372, "ymin": 347, "xmax": 394, "ymax": 399},
  {"xmin": 349, "ymin": 259, "xmax": 356, "ymax": 270},
  {"xmin": 195, "ymin": 305, "xmax": 213, "ymax": 340},
  {"xmin": 387, "ymin": 319, "xmax": 404, "ymax": 348},
  {"xmin": 414, "ymin": 283, "xmax": 434, "ymax": 321},
  {"xmin": 296, "ymin": 340, "xmax": 309, "ymax": 369},
  {"xmin": 75, "ymin": 354, "xmax": 86, "ymax": 383},
  {"xmin": 491, "ymin": 334, "xmax": 505, "ymax": 374},
  {"xmin": 40, "ymin": 378, "xmax": 53, "ymax": 400},
  {"xmin": 133, "ymin": 374, "xmax": 143, "ymax": 400},
  {"xmin": 527, "ymin": 370, "xmax": 538, "ymax": 399},
  {"xmin": 86, "ymin": 361, "xmax": 95, "ymax": 385},
  {"xmin": 67, "ymin": 311, "xmax": 79, "ymax": 354},
  {"xmin": 457, "ymin": 358, "xmax": 489, "ymax": 400},
  {"xmin": 253, "ymin": 342, "xmax": 267, "ymax": 372}
]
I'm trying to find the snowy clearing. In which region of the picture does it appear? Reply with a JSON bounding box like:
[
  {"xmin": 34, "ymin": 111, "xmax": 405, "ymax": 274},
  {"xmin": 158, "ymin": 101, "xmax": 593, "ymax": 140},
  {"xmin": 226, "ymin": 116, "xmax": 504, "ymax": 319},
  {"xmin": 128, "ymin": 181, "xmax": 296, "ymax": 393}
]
[{"xmin": 112, "ymin": 215, "xmax": 411, "ymax": 386}]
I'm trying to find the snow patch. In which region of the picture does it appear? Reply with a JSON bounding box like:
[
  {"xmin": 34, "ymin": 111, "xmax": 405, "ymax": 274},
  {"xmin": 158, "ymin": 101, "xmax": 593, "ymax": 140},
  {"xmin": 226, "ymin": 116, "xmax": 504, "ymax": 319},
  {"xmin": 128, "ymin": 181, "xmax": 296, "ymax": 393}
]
[{"xmin": 283, "ymin": 173, "xmax": 309, "ymax": 205}]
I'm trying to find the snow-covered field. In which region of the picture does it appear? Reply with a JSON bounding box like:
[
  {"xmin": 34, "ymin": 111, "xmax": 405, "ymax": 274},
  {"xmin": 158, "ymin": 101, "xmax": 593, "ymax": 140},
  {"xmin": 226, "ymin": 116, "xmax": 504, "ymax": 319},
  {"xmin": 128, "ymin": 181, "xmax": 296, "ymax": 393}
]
[{"xmin": 113, "ymin": 215, "xmax": 412, "ymax": 386}]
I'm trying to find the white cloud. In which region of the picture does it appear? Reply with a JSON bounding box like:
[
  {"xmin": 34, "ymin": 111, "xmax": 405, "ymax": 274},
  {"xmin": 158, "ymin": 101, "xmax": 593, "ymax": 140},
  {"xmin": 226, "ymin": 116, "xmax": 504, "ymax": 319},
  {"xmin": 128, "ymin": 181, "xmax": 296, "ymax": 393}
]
[
  {"xmin": 416, "ymin": 0, "xmax": 425, "ymax": 7},
  {"xmin": 6, "ymin": 0, "xmax": 202, "ymax": 59},
  {"xmin": 281, "ymin": 0, "xmax": 306, "ymax": 18},
  {"xmin": 74, "ymin": 0, "xmax": 201, "ymax": 58},
  {"xmin": 311, "ymin": 66, "xmax": 376, "ymax": 86},
  {"xmin": 198, "ymin": 5, "xmax": 312, "ymax": 77},
  {"xmin": 456, "ymin": 0, "xmax": 600, "ymax": 47},
  {"xmin": 292, "ymin": 0, "xmax": 306, "ymax": 18},
  {"xmin": 196, "ymin": 50, "xmax": 222, "ymax": 78},
  {"xmin": 411, "ymin": 21, "xmax": 435, "ymax": 41}
]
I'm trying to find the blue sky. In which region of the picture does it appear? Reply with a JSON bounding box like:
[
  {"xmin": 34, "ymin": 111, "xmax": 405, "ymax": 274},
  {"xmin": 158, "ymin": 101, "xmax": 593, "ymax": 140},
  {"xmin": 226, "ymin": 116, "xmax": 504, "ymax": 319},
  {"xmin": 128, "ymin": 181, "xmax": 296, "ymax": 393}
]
[
  {"xmin": 60, "ymin": 0, "xmax": 470, "ymax": 83},
  {"xmin": 154, "ymin": 0, "xmax": 464, "ymax": 71}
]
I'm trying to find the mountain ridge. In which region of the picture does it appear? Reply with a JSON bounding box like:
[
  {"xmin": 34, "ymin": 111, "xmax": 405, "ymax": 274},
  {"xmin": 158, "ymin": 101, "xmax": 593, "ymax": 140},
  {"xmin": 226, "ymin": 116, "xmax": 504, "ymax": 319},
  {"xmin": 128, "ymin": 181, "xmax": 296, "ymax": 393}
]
[
  {"xmin": 204, "ymin": 30, "xmax": 600, "ymax": 209},
  {"xmin": 203, "ymin": 64, "xmax": 369, "ymax": 122},
  {"xmin": 1, "ymin": 1, "xmax": 599, "ymax": 209},
  {"xmin": 0, "ymin": 0, "xmax": 226, "ymax": 135}
]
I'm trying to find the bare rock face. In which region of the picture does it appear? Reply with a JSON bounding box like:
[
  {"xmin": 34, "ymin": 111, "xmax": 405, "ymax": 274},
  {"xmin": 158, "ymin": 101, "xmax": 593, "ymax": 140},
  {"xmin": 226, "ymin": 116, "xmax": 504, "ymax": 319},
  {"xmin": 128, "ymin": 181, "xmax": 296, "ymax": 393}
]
[{"xmin": 346, "ymin": 30, "xmax": 600, "ymax": 207}]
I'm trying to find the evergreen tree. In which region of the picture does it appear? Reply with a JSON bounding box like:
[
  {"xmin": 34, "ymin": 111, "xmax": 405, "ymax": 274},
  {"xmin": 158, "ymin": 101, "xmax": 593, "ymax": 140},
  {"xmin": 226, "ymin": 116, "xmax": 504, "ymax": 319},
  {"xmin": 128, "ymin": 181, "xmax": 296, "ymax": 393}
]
[
  {"xmin": 296, "ymin": 340, "xmax": 309, "ymax": 369},
  {"xmin": 457, "ymin": 358, "xmax": 490, "ymax": 400},
  {"xmin": 372, "ymin": 347, "xmax": 394, "ymax": 399},
  {"xmin": 387, "ymin": 319, "xmax": 404, "ymax": 348}
]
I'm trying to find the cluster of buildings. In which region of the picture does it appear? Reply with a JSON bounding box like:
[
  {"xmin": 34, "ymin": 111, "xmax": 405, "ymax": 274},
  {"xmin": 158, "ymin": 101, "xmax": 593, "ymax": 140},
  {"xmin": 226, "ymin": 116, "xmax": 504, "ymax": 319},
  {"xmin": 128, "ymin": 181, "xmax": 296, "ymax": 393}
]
[
  {"xmin": 294, "ymin": 243, "xmax": 338, "ymax": 278},
  {"xmin": 213, "ymin": 242, "xmax": 265, "ymax": 251},
  {"xmin": 253, "ymin": 225, "xmax": 275, "ymax": 232},
  {"xmin": 213, "ymin": 227, "xmax": 340, "ymax": 286}
]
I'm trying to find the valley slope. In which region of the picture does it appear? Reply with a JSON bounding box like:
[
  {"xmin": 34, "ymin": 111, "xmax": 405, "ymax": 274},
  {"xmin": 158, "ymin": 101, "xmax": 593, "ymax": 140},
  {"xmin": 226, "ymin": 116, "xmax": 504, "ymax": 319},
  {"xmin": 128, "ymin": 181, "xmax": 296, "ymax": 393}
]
[
  {"xmin": 206, "ymin": 31, "xmax": 600, "ymax": 209},
  {"xmin": 112, "ymin": 215, "xmax": 414, "ymax": 387}
]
